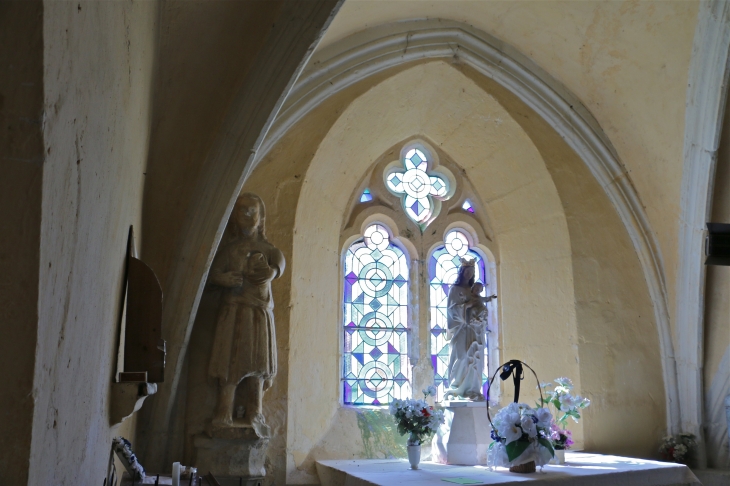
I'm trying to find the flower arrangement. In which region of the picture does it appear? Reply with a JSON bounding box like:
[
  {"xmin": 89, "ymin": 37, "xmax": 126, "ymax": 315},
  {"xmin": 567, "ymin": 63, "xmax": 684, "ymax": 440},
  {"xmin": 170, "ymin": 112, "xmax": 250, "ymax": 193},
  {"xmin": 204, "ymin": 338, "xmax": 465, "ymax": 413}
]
[
  {"xmin": 659, "ymin": 433, "xmax": 696, "ymax": 464},
  {"xmin": 112, "ymin": 436, "xmax": 145, "ymax": 481},
  {"xmin": 549, "ymin": 424, "xmax": 574, "ymax": 450},
  {"xmin": 488, "ymin": 402, "xmax": 555, "ymax": 468},
  {"xmin": 389, "ymin": 386, "xmax": 445, "ymax": 445},
  {"xmin": 538, "ymin": 377, "xmax": 591, "ymax": 428},
  {"xmin": 537, "ymin": 377, "xmax": 590, "ymax": 450}
]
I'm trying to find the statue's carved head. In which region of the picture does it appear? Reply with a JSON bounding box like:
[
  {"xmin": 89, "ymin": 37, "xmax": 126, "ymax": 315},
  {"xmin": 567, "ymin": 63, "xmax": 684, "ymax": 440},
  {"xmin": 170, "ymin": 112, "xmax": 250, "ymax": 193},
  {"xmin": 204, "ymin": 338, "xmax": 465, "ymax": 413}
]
[
  {"xmin": 233, "ymin": 193, "xmax": 266, "ymax": 238},
  {"xmin": 454, "ymin": 261, "xmax": 476, "ymax": 287}
]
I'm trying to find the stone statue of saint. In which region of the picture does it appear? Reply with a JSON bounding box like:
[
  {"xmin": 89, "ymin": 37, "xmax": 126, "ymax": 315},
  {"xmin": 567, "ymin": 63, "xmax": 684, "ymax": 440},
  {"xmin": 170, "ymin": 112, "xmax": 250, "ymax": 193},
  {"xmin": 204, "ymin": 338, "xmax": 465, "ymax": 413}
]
[
  {"xmin": 208, "ymin": 193, "xmax": 285, "ymax": 438},
  {"xmin": 444, "ymin": 259, "xmax": 496, "ymax": 401}
]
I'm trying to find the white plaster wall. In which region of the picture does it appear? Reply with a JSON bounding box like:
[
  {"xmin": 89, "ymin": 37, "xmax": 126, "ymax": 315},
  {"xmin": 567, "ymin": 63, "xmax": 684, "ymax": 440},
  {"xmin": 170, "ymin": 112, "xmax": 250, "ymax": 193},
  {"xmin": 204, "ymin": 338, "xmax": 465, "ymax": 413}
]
[
  {"xmin": 29, "ymin": 1, "xmax": 157, "ymax": 483},
  {"xmin": 286, "ymin": 61, "xmax": 580, "ymax": 483},
  {"xmin": 318, "ymin": 0, "xmax": 698, "ymax": 356}
]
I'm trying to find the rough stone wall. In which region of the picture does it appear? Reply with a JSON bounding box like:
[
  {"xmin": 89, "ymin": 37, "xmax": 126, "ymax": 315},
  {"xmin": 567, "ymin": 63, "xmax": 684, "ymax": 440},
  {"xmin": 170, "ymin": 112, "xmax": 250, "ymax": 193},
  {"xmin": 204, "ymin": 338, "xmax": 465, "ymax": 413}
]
[
  {"xmin": 0, "ymin": 1, "xmax": 44, "ymax": 483},
  {"xmin": 140, "ymin": 0, "xmax": 284, "ymax": 287},
  {"xmin": 27, "ymin": 1, "xmax": 157, "ymax": 484},
  {"xmin": 475, "ymin": 73, "xmax": 667, "ymax": 456},
  {"xmin": 316, "ymin": 0, "xmax": 698, "ymax": 354},
  {"xmin": 282, "ymin": 62, "xmax": 585, "ymax": 483},
  {"xmin": 236, "ymin": 58, "xmax": 668, "ymax": 483}
]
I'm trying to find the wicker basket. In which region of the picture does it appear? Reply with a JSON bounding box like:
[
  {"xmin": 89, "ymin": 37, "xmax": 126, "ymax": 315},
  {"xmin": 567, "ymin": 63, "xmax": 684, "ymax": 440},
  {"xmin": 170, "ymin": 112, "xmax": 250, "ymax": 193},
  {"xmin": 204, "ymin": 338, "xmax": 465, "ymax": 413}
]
[
  {"xmin": 487, "ymin": 360, "xmax": 548, "ymax": 472},
  {"xmin": 509, "ymin": 461, "xmax": 536, "ymax": 473}
]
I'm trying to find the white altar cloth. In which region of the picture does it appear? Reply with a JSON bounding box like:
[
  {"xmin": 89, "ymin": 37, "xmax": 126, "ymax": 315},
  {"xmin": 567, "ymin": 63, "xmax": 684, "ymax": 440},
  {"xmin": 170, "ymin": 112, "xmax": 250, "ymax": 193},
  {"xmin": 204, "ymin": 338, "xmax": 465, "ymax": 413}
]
[{"xmin": 316, "ymin": 452, "xmax": 700, "ymax": 486}]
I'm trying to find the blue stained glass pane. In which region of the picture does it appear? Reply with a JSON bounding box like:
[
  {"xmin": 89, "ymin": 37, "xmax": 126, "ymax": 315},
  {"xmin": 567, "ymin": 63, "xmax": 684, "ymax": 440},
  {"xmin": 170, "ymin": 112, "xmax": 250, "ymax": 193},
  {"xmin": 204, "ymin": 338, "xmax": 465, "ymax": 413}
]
[
  {"xmin": 428, "ymin": 229, "xmax": 489, "ymax": 402},
  {"xmin": 343, "ymin": 224, "xmax": 411, "ymax": 405},
  {"xmin": 360, "ymin": 188, "xmax": 373, "ymax": 203}
]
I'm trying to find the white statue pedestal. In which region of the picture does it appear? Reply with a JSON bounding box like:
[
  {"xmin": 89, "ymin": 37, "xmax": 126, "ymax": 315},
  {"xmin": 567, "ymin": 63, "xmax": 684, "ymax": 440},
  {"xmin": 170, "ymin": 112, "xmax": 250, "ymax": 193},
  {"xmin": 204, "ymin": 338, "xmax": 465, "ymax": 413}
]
[{"xmin": 431, "ymin": 401, "xmax": 491, "ymax": 466}]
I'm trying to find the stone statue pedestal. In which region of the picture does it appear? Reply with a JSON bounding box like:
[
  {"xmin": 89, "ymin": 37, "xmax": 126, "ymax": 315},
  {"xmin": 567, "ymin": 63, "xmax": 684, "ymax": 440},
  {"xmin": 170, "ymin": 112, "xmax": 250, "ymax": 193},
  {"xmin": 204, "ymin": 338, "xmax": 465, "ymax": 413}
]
[
  {"xmin": 194, "ymin": 428, "xmax": 268, "ymax": 477},
  {"xmin": 431, "ymin": 401, "xmax": 491, "ymax": 466}
]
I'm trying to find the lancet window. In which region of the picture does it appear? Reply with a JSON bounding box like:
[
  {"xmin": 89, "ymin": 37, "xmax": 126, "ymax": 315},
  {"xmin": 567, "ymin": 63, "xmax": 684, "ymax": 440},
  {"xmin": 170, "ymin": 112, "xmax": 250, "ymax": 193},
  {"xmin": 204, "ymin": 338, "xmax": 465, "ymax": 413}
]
[
  {"xmin": 342, "ymin": 140, "xmax": 496, "ymax": 407},
  {"xmin": 429, "ymin": 229, "xmax": 489, "ymax": 402},
  {"xmin": 342, "ymin": 224, "xmax": 411, "ymax": 405}
]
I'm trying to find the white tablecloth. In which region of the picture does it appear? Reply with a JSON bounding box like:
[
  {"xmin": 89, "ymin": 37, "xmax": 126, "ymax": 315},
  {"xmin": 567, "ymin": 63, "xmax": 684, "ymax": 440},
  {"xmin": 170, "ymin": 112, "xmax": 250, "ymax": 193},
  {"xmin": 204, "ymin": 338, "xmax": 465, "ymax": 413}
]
[{"xmin": 316, "ymin": 452, "xmax": 700, "ymax": 485}]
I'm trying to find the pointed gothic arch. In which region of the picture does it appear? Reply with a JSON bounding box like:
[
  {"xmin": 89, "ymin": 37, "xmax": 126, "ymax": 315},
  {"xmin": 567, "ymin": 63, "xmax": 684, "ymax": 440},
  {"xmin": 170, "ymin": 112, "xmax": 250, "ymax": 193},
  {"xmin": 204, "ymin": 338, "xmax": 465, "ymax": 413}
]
[{"xmin": 256, "ymin": 18, "xmax": 679, "ymax": 431}]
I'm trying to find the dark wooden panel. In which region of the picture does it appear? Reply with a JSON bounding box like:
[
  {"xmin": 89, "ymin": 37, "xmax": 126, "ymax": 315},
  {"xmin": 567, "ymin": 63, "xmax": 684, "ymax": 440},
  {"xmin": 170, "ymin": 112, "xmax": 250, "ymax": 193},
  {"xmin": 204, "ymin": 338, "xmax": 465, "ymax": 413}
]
[{"xmin": 124, "ymin": 257, "xmax": 165, "ymax": 382}]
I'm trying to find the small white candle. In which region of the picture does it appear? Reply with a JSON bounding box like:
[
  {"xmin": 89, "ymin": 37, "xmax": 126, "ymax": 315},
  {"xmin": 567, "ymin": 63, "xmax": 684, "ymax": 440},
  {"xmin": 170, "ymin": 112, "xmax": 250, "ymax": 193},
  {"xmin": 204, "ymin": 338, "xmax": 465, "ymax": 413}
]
[{"xmin": 172, "ymin": 462, "xmax": 180, "ymax": 486}]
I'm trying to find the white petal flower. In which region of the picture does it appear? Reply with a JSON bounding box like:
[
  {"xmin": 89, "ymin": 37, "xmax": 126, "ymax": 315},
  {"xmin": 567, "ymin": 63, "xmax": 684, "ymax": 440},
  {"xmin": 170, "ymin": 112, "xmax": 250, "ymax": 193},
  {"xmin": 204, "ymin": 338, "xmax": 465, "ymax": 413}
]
[
  {"xmin": 504, "ymin": 422, "xmax": 523, "ymax": 444},
  {"xmin": 521, "ymin": 416, "xmax": 537, "ymax": 438},
  {"xmin": 536, "ymin": 407, "xmax": 552, "ymax": 427}
]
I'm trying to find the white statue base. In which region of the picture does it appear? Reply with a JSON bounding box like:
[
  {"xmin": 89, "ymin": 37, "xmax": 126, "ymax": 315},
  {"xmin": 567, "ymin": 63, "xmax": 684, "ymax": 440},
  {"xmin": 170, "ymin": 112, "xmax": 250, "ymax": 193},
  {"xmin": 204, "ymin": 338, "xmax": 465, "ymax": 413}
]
[{"xmin": 431, "ymin": 401, "xmax": 491, "ymax": 465}]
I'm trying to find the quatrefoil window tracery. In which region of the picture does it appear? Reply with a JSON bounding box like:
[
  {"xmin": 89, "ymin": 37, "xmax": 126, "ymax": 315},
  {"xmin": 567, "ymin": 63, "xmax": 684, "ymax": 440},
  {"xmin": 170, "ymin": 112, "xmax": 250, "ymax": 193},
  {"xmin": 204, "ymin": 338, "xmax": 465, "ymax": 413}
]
[{"xmin": 385, "ymin": 147, "xmax": 450, "ymax": 227}]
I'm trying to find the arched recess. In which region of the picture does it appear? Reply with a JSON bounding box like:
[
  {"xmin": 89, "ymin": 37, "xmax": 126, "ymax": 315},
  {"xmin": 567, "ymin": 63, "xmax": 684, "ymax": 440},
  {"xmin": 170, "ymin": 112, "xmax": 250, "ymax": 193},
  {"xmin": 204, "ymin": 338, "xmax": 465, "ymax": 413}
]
[
  {"xmin": 257, "ymin": 19, "xmax": 679, "ymax": 432},
  {"xmin": 675, "ymin": 0, "xmax": 730, "ymax": 468},
  {"xmin": 273, "ymin": 57, "xmax": 669, "ymax": 482}
]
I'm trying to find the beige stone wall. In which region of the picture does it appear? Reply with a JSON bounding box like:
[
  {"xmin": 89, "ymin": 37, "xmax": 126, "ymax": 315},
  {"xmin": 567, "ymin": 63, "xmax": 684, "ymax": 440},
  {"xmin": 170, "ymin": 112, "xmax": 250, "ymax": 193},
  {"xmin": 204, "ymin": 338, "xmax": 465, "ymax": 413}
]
[
  {"xmin": 317, "ymin": 0, "xmax": 698, "ymax": 346},
  {"xmin": 240, "ymin": 59, "xmax": 665, "ymax": 483},
  {"xmin": 27, "ymin": 1, "xmax": 157, "ymax": 484}
]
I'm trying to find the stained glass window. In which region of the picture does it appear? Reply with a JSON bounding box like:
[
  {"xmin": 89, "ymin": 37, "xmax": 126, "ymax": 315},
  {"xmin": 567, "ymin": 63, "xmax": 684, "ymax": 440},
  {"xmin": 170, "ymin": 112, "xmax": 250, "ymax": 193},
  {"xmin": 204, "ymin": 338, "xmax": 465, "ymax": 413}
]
[
  {"xmin": 429, "ymin": 229, "xmax": 489, "ymax": 402},
  {"xmin": 386, "ymin": 147, "xmax": 449, "ymax": 225},
  {"xmin": 343, "ymin": 224, "xmax": 411, "ymax": 405},
  {"xmin": 462, "ymin": 200, "xmax": 475, "ymax": 213},
  {"xmin": 360, "ymin": 188, "xmax": 373, "ymax": 203}
]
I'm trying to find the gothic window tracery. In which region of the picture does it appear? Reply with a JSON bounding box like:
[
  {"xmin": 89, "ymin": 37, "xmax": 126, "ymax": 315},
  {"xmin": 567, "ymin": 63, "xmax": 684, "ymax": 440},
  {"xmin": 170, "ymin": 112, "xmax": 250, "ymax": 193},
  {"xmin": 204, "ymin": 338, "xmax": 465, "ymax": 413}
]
[
  {"xmin": 341, "ymin": 140, "xmax": 496, "ymax": 407},
  {"xmin": 385, "ymin": 147, "xmax": 450, "ymax": 226}
]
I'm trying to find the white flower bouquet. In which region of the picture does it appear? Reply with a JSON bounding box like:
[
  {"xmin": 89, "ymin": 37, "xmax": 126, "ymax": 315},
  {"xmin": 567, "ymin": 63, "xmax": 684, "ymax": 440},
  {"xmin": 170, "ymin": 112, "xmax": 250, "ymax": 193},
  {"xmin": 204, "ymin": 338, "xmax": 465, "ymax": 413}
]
[
  {"xmin": 389, "ymin": 386, "xmax": 445, "ymax": 445},
  {"xmin": 659, "ymin": 433, "xmax": 696, "ymax": 464},
  {"xmin": 488, "ymin": 402, "xmax": 555, "ymax": 469}
]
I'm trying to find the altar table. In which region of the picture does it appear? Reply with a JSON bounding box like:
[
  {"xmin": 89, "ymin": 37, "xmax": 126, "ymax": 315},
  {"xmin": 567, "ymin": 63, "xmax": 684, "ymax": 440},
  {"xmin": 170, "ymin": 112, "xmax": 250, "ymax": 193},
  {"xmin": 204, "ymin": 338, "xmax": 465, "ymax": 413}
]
[{"xmin": 316, "ymin": 452, "xmax": 700, "ymax": 486}]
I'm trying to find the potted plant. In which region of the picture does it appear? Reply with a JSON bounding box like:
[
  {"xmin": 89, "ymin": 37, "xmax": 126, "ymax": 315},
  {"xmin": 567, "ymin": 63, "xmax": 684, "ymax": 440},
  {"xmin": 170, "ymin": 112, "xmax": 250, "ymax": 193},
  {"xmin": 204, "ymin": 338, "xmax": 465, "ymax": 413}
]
[
  {"xmin": 537, "ymin": 377, "xmax": 590, "ymax": 464},
  {"xmin": 659, "ymin": 433, "xmax": 696, "ymax": 464},
  {"xmin": 389, "ymin": 386, "xmax": 445, "ymax": 469}
]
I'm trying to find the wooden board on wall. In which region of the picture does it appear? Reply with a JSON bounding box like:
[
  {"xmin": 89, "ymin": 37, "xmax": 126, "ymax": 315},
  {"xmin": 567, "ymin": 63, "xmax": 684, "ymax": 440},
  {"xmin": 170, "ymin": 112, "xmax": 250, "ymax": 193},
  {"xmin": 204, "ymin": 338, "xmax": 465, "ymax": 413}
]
[{"xmin": 124, "ymin": 256, "xmax": 164, "ymax": 382}]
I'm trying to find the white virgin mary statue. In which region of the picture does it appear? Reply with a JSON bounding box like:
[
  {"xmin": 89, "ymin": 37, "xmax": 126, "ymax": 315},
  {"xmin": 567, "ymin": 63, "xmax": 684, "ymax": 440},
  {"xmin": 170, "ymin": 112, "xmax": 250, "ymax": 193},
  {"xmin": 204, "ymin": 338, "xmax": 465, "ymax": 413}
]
[{"xmin": 444, "ymin": 258, "xmax": 496, "ymax": 401}]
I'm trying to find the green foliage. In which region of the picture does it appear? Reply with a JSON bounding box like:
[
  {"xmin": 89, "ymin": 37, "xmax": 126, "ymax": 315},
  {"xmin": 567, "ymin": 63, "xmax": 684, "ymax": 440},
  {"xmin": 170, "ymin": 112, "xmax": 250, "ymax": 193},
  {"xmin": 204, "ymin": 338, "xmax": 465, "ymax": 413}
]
[
  {"xmin": 505, "ymin": 440, "xmax": 530, "ymax": 462},
  {"xmin": 538, "ymin": 438, "xmax": 555, "ymax": 458}
]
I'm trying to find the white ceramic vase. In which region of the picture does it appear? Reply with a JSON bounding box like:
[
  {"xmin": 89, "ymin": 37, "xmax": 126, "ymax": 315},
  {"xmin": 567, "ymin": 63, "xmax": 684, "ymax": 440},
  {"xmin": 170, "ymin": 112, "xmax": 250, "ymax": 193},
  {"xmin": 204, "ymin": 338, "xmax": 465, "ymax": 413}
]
[
  {"xmin": 554, "ymin": 449, "xmax": 565, "ymax": 464},
  {"xmin": 407, "ymin": 445, "xmax": 421, "ymax": 469}
]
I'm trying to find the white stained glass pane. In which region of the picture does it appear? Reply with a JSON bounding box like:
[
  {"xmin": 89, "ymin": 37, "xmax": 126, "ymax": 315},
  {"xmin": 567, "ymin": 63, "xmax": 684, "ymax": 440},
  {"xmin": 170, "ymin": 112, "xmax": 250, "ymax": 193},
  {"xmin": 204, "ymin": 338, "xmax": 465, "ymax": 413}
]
[
  {"xmin": 387, "ymin": 173, "xmax": 405, "ymax": 193},
  {"xmin": 428, "ymin": 229, "xmax": 489, "ymax": 402},
  {"xmin": 429, "ymin": 176, "xmax": 448, "ymax": 197},
  {"xmin": 343, "ymin": 224, "xmax": 411, "ymax": 405}
]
